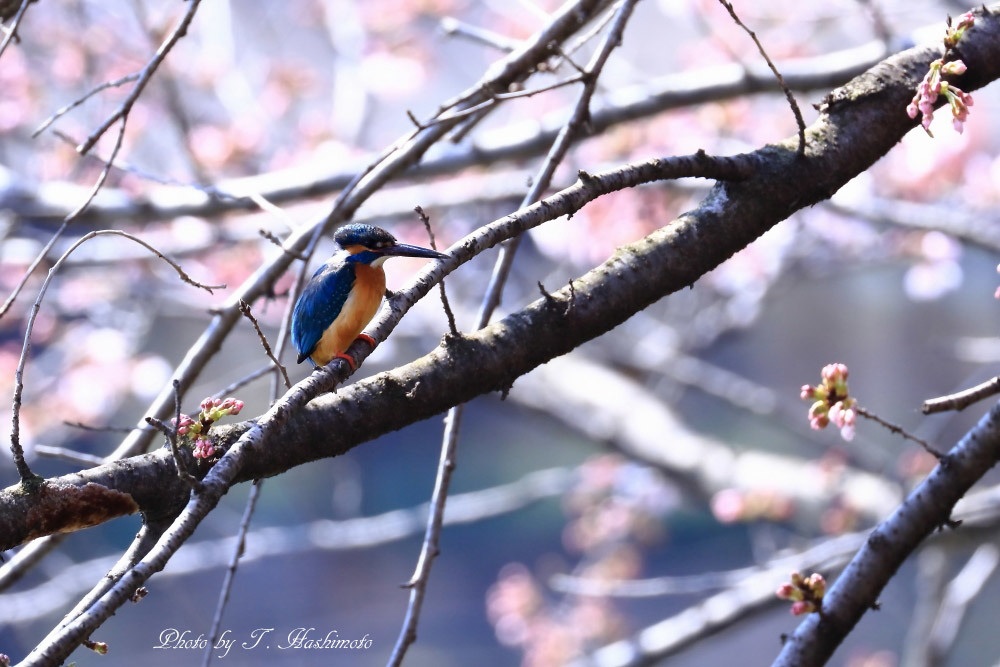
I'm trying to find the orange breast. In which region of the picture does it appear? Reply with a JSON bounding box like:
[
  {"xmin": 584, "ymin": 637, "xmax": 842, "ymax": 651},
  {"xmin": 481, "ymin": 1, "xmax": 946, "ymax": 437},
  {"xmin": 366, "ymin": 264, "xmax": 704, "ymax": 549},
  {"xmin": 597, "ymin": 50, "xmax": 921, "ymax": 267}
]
[{"xmin": 311, "ymin": 263, "xmax": 386, "ymax": 365}]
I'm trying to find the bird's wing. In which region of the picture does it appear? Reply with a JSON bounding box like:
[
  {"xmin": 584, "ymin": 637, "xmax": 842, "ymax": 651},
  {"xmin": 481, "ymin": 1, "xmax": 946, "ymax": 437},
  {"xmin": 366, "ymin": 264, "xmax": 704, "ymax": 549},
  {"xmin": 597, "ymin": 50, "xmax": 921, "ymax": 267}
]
[{"xmin": 292, "ymin": 260, "xmax": 356, "ymax": 364}]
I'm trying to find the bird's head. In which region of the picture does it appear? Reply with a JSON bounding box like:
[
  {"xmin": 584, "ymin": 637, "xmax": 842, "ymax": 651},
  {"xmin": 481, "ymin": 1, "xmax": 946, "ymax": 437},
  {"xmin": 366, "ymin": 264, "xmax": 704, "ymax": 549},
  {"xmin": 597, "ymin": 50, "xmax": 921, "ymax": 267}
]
[{"xmin": 334, "ymin": 224, "xmax": 447, "ymax": 266}]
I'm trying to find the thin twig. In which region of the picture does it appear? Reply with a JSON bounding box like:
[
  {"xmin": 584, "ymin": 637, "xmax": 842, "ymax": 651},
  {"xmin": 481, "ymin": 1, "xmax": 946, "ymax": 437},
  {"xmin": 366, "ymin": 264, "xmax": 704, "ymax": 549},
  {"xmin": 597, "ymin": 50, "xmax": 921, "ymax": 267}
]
[
  {"xmin": 91, "ymin": 230, "xmax": 224, "ymax": 292},
  {"xmin": 855, "ymin": 406, "xmax": 945, "ymax": 459},
  {"xmin": 146, "ymin": 380, "xmax": 202, "ymax": 490},
  {"xmin": 258, "ymin": 229, "xmax": 306, "ymax": 261},
  {"xmin": 440, "ymin": 16, "xmax": 519, "ymax": 51},
  {"xmin": 412, "ymin": 75, "xmax": 584, "ymax": 130},
  {"xmin": 146, "ymin": 414, "xmax": 201, "ymax": 490},
  {"xmin": 716, "ymin": 0, "xmax": 807, "ymax": 156},
  {"xmin": 238, "ymin": 300, "xmax": 291, "ymax": 389},
  {"xmin": 387, "ymin": 406, "xmax": 466, "ymax": 667},
  {"xmin": 564, "ymin": 2, "xmax": 618, "ymax": 56},
  {"xmin": 77, "ymin": 0, "xmax": 204, "ymax": 155},
  {"xmin": 415, "ymin": 206, "xmax": 458, "ymax": 335},
  {"xmin": 32, "ymin": 73, "xmax": 141, "ymax": 138},
  {"xmin": 62, "ymin": 421, "xmax": 149, "ymax": 434},
  {"xmin": 0, "ymin": 0, "xmax": 30, "ymax": 64},
  {"xmin": 923, "ymin": 376, "xmax": 1000, "ymax": 414},
  {"xmin": 129, "ymin": 0, "xmax": 210, "ymax": 185},
  {"xmin": 34, "ymin": 446, "xmax": 105, "ymax": 467},
  {"xmin": 553, "ymin": 45, "xmax": 589, "ymax": 77},
  {"xmin": 202, "ymin": 480, "xmax": 263, "ymax": 667},
  {"xmin": 0, "ymin": 119, "xmax": 128, "ymax": 322}
]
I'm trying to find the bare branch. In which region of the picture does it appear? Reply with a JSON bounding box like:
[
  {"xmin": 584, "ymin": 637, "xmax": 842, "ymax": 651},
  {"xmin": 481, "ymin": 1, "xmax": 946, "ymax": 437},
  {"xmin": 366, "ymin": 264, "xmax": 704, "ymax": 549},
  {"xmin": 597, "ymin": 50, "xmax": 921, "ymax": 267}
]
[
  {"xmin": 0, "ymin": 0, "xmax": 30, "ymax": 63},
  {"xmin": 923, "ymin": 376, "xmax": 1000, "ymax": 414},
  {"xmin": 415, "ymin": 206, "xmax": 459, "ymax": 335},
  {"xmin": 440, "ymin": 16, "xmax": 519, "ymax": 52},
  {"xmin": 716, "ymin": 0, "xmax": 807, "ymax": 155},
  {"xmin": 856, "ymin": 405, "xmax": 944, "ymax": 459},
  {"xmin": 203, "ymin": 480, "xmax": 263, "ymax": 667},
  {"xmin": 237, "ymin": 300, "xmax": 291, "ymax": 389}
]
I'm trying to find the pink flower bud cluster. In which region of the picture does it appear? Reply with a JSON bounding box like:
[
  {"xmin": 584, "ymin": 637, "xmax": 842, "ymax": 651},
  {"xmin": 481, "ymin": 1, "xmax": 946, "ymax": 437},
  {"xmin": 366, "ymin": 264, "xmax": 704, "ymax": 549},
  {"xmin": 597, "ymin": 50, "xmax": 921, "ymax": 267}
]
[
  {"xmin": 192, "ymin": 438, "xmax": 216, "ymax": 459},
  {"xmin": 200, "ymin": 396, "xmax": 245, "ymax": 422},
  {"xmin": 906, "ymin": 12, "xmax": 975, "ymax": 135},
  {"xmin": 800, "ymin": 363, "xmax": 857, "ymax": 441},
  {"xmin": 944, "ymin": 11, "xmax": 976, "ymax": 48},
  {"xmin": 776, "ymin": 571, "xmax": 826, "ymax": 615},
  {"xmin": 170, "ymin": 396, "xmax": 245, "ymax": 461},
  {"xmin": 173, "ymin": 414, "xmax": 198, "ymax": 436}
]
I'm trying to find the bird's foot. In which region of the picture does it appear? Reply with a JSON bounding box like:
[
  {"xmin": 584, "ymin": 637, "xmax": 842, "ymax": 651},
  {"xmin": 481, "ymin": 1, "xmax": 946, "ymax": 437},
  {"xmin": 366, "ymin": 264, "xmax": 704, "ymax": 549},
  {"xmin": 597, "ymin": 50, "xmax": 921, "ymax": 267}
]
[
  {"xmin": 333, "ymin": 353, "xmax": 358, "ymax": 371},
  {"xmin": 356, "ymin": 334, "xmax": 377, "ymax": 348}
]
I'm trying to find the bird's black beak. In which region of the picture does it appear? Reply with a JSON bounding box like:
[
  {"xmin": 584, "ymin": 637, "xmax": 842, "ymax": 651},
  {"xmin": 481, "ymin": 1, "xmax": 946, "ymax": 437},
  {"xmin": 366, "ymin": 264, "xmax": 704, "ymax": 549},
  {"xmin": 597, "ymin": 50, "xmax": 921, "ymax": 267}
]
[{"xmin": 380, "ymin": 243, "xmax": 447, "ymax": 260}]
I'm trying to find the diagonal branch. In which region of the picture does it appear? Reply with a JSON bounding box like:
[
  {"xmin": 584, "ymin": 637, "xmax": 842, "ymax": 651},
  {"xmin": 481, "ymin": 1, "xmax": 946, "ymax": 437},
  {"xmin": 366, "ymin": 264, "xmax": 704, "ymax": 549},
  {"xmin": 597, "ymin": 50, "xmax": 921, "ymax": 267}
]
[
  {"xmin": 717, "ymin": 0, "xmax": 807, "ymax": 154},
  {"xmin": 0, "ymin": 0, "xmax": 30, "ymax": 63}
]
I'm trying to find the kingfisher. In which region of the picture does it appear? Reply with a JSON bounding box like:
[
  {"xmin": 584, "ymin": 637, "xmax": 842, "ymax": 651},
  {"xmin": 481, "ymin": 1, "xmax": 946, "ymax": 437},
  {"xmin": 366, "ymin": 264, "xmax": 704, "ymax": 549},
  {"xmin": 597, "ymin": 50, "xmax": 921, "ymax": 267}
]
[{"xmin": 292, "ymin": 223, "xmax": 447, "ymax": 369}]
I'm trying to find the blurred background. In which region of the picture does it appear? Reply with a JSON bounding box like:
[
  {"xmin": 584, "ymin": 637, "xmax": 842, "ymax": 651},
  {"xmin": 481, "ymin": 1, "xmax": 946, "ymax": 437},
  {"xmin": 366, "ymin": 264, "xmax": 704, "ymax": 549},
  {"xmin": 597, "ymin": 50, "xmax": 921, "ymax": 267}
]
[{"xmin": 3, "ymin": 0, "xmax": 1000, "ymax": 665}]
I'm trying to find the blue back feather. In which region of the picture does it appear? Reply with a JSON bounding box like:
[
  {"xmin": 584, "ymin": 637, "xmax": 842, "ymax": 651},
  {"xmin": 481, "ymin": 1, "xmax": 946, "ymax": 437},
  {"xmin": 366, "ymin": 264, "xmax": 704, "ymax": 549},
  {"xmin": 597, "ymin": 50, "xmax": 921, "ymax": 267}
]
[{"xmin": 292, "ymin": 258, "xmax": 356, "ymax": 364}]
